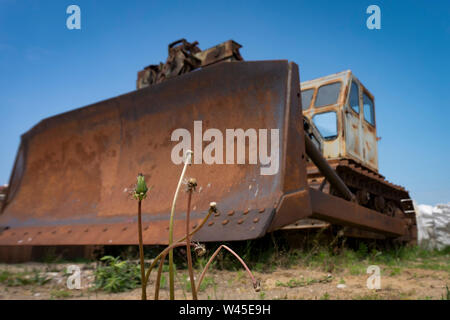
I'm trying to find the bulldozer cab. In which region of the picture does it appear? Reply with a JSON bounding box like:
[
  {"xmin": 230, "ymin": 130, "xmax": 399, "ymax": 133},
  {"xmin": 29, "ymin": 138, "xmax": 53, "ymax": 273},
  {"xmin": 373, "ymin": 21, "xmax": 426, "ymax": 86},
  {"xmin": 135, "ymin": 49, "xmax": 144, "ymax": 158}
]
[{"xmin": 301, "ymin": 71, "xmax": 378, "ymax": 172}]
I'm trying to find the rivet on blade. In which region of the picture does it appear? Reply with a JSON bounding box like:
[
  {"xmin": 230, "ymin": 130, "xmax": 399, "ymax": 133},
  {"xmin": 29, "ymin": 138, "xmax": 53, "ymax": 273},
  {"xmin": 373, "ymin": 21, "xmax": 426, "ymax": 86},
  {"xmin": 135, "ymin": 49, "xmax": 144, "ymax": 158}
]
[
  {"xmin": 222, "ymin": 219, "xmax": 229, "ymax": 225},
  {"xmin": 227, "ymin": 210, "xmax": 235, "ymax": 216}
]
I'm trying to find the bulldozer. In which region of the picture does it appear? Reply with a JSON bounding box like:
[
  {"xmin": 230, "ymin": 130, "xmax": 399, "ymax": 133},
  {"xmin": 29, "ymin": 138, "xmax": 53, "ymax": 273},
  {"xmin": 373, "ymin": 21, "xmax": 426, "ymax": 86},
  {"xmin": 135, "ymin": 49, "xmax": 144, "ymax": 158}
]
[{"xmin": 0, "ymin": 39, "xmax": 416, "ymax": 261}]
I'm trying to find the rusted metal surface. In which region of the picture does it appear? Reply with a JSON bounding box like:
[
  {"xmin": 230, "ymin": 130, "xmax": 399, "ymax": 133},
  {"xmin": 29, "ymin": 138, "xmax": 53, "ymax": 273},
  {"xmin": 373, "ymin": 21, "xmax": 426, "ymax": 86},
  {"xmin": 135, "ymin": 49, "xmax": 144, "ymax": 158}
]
[
  {"xmin": 299, "ymin": 70, "xmax": 416, "ymax": 240},
  {"xmin": 195, "ymin": 40, "xmax": 243, "ymax": 67},
  {"xmin": 0, "ymin": 46, "xmax": 416, "ymax": 254},
  {"xmin": 304, "ymin": 134, "xmax": 355, "ymax": 202},
  {"xmin": 308, "ymin": 188, "xmax": 406, "ymax": 237},
  {"xmin": 137, "ymin": 39, "xmax": 243, "ymax": 89},
  {"xmin": 0, "ymin": 185, "xmax": 7, "ymax": 210},
  {"xmin": 301, "ymin": 70, "xmax": 379, "ymax": 172},
  {"xmin": 306, "ymin": 158, "xmax": 416, "ymax": 236},
  {"xmin": 0, "ymin": 60, "xmax": 308, "ymax": 246},
  {"xmin": 280, "ymin": 218, "xmax": 330, "ymax": 230}
]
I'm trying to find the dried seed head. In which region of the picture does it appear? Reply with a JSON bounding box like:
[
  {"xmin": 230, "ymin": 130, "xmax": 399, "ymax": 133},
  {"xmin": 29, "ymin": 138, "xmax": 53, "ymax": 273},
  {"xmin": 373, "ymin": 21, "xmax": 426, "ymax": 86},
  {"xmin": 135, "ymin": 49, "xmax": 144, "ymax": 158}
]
[
  {"xmin": 194, "ymin": 243, "xmax": 206, "ymax": 257},
  {"xmin": 186, "ymin": 178, "xmax": 197, "ymax": 192},
  {"xmin": 253, "ymin": 280, "xmax": 261, "ymax": 292},
  {"xmin": 209, "ymin": 202, "xmax": 217, "ymax": 213}
]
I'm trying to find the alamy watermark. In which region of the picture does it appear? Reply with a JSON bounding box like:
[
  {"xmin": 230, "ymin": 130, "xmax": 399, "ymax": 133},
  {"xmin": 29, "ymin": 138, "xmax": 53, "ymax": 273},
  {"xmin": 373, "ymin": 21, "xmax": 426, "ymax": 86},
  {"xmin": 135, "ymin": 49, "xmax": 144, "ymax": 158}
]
[
  {"xmin": 66, "ymin": 5, "xmax": 81, "ymax": 30},
  {"xmin": 66, "ymin": 265, "xmax": 81, "ymax": 289},
  {"xmin": 366, "ymin": 5, "xmax": 381, "ymax": 30},
  {"xmin": 171, "ymin": 121, "xmax": 280, "ymax": 176},
  {"xmin": 366, "ymin": 265, "xmax": 381, "ymax": 289}
]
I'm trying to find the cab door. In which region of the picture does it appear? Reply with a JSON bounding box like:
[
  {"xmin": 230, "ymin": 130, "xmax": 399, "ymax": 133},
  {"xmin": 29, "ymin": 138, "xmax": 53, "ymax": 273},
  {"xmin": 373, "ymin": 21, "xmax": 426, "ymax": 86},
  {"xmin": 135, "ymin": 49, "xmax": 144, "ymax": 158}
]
[
  {"xmin": 344, "ymin": 79, "xmax": 362, "ymax": 160},
  {"xmin": 361, "ymin": 90, "xmax": 378, "ymax": 170}
]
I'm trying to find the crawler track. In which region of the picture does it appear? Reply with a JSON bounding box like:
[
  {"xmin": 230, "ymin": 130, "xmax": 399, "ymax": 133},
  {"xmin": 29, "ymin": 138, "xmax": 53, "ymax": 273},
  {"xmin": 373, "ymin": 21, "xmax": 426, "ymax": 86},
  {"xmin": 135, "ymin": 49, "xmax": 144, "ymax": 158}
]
[{"xmin": 307, "ymin": 159, "xmax": 417, "ymax": 240}]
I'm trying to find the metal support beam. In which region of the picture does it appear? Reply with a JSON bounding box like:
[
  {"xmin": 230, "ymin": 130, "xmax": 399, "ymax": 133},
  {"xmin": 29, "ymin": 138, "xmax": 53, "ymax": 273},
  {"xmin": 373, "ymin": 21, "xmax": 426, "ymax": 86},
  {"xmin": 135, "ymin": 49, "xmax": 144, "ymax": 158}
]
[{"xmin": 309, "ymin": 188, "xmax": 406, "ymax": 237}]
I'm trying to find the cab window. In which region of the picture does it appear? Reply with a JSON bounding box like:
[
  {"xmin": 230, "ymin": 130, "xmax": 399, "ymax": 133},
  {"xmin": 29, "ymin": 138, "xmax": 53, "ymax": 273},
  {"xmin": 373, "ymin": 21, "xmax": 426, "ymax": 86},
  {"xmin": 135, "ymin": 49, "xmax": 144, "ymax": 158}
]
[
  {"xmin": 363, "ymin": 92, "xmax": 375, "ymax": 126},
  {"xmin": 301, "ymin": 89, "xmax": 314, "ymax": 110},
  {"xmin": 315, "ymin": 82, "xmax": 341, "ymax": 107},
  {"xmin": 349, "ymin": 81, "xmax": 360, "ymax": 113},
  {"xmin": 313, "ymin": 111, "xmax": 338, "ymax": 140}
]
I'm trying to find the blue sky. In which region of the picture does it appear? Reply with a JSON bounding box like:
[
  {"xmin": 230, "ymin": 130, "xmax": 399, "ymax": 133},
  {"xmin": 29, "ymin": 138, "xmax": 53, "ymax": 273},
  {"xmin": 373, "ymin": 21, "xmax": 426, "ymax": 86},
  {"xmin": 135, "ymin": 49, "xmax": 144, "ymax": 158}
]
[{"xmin": 0, "ymin": 0, "xmax": 449, "ymax": 205}]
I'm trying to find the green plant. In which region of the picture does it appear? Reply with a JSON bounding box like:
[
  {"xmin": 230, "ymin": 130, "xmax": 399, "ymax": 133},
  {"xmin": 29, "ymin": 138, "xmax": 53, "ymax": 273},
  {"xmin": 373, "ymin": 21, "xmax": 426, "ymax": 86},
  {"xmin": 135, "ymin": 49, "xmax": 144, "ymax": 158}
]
[
  {"xmin": 143, "ymin": 203, "xmax": 216, "ymax": 298},
  {"xmin": 0, "ymin": 270, "xmax": 50, "ymax": 287},
  {"xmin": 236, "ymin": 270, "xmax": 244, "ymax": 281},
  {"xmin": 50, "ymin": 289, "xmax": 72, "ymax": 299},
  {"xmin": 138, "ymin": 150, "xmax": 259, "ymax": 301},
  {"xmin": 357, "ymin": 242, "xmax": 368, "ymax": 258},
  {"xmin": 320, "ymin": 292, "xmax": 330, "ymax": 300},
  {"xmin": 276, "ymin": 275, "xmax": 333, "ymax": 288},
  {"xmin": 442, "ymin": 285, "xmax": 450, "ymax": 300},
  {"xmin": 389, "ymin": 267, "xmax": 401, "ymax": 276},
  {"xmin": 133, "ymin": 173, "xmax": 150, "ymax": 300},
  {"xmin": 198, "ymin": 276, "xmax": 215, "ymax": 292},
  {"xmin": 159, "ymin": 274, "xmax": 167, "ymax": 289},
  {"xmin": 168, "ymin": 150, "xmax": 193, "ymax": 300},
  {"xmin": 94, "ymin": 256, "xmax": 141, "ymax": 293},
  {"xmin": 184, "ymin": 177, "xmax": 198, "ymax": 299},
  {"xmin": 195, "ymin": 244, "xmax": 260, "ymax": 294},
  {"xmin": 353, "ymin": 293, "xmax": 382, "ymax": 300}
]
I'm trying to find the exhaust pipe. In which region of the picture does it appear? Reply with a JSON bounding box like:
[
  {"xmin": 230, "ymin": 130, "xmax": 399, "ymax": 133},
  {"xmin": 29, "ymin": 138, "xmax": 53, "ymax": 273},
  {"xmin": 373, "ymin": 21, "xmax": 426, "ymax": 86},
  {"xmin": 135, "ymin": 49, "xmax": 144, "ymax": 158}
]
[{"xmin": 304, "ymin": 135, "xmax": 356, "ymax": 202}]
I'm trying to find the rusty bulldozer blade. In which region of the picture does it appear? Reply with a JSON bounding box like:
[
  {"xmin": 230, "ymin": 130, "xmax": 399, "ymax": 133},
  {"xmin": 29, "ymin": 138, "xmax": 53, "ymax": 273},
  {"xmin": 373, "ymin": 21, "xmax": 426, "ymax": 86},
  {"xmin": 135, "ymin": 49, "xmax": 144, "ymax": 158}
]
[{"xmin": 0, "ymin": 60, "xmax": 412, "ymax": 249}]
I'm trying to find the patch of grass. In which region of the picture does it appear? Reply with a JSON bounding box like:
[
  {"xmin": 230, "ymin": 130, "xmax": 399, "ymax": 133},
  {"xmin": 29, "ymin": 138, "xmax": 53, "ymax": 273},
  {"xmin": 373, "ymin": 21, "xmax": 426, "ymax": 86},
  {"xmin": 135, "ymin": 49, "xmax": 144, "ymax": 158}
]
[
  {"xmin": 195, "ymin": 256, "xmax": 211, "ymax": 271},
  {"xmin": 442, "ymin": 285, "xmax": 450, "ymax": 300},
  {"xmin": 50, "ymin": 289, "xmax": 72, "ymax": 299},
  {"xmin": 160, "ymin": 274, "xmax": 167, "ymax": 289},
  {"xmin": 259, "ymin": 291, "xmax": 266, "ymax": 300},
  {"xmin": 353, "ymin": 293, "xmax": 383, "ymax": 300},
  {"xmin": 389, "ymin": 267, "xmax": 402, "ymax": 276},
  {"xmin": 253, "ymin": 262, "xmax": 265, "ymax": 273},
  {"xmin": 198, "ymin": 276, "xmax": 215, "ymax": 292},
  {"xmin": 349, "ymin": 264, "xmax": 365, "ymax": 275},
  {"xmin": 414, "ymin": 261, "xmax": 450, "ymax": 272},
  {"xmin": 235, "ymin": 270, "xmax": 244, "ymax": 282},
  {"xmin": 281, "ymin": 243, "xmax": 450, "ymax": 275},
  {"xmin": 357, "ymin": 243, "xmax": 368, "ymax": 258},
  {"xmin": 0, "ymin": 270, "xmax": 50, "ymax": 287},
  {"xmin": 276, "ymin": 275, "xmax": 333, "ymax": 288},
  {"xmin": 320, "ymin": 292, "xmax": 330, "ymax": 300},
  {"xmin": 370, "ymin": 246, "xmax": 449, "ymax": 268},
  {"xmin": 93, "ymin": 256, "xmax": 141, "ymax": 293}
]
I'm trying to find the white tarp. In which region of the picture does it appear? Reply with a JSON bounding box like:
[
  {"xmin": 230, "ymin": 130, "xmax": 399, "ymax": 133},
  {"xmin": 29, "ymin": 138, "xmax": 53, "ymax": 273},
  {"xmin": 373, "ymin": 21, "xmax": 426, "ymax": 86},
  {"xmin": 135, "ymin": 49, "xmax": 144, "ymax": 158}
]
[{"xmin": 415, "ymin": 203, "xmax": 450, "ymax": 250}]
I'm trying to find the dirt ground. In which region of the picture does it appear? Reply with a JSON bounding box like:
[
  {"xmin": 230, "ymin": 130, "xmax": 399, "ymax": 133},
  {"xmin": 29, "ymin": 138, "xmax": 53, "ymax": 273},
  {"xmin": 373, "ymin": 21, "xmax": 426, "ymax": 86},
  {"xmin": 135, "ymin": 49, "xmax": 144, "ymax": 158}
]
[{"xmin": 0, "ymin": 260, "xmax": 448, "ymax": 300}]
